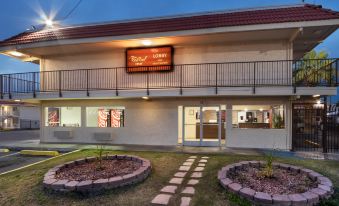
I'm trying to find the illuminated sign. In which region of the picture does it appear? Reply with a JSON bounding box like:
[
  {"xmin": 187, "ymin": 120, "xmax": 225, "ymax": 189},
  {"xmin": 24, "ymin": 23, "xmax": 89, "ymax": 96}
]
[{"xmin": 126, "ymin": 46, "xmax": 173, "ymax": 72}]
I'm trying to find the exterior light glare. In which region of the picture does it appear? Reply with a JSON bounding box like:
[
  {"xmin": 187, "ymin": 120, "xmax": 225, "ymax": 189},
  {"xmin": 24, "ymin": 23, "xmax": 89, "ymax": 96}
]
[
  {"xmin": 45, "ymin": 19, "xmax": 54, "ymax": 27},
  {"xmin": 142, "ymin": 96, "xmax": 149, "ymax": 100},
  {"xmin": 8, "ymin": 51, "xmax": 24, "ymax": 57},
  {"xmin": 141, "ymin": 40, "xmax": 152, "ymax": 46},
  {"xmin": 244, "ymin": 108, "xmax": 248, "ymax": 112},
  {"xmin": 313, "ymin": 94, "xmax": 320, "ymax": 98},
  {"xmin": 14, "ymin": 99, "xmax": 21, "ymax": 102},
  {"xmin": 316, "ymin": 100, "xmax": 321, "ymax": 105},
  {"xmin": 259, "ymin": 108, "xmax": 263, "ymax": 111}
]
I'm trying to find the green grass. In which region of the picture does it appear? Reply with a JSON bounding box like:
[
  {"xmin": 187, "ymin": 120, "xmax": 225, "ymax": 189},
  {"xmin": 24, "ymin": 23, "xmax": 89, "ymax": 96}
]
[{"xmin": 0, "ymin": 149, "xmax": 338, "ymax": 206}]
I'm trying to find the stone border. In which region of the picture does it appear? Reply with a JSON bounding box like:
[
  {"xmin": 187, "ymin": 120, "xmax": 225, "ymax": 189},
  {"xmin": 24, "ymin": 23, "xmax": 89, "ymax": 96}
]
[
  {"xmin": 218, "ymin": 161, "xmax": 334, "ymax": 206},
  {"xmin": 43, "ymin": 155, "xmax": 151, "ymax": 193}
]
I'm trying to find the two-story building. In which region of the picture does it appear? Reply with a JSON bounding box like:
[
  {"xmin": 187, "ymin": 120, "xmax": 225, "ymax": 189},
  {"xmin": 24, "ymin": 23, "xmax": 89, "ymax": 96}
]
[{"xmin": 0, "ymin": 4, "xmax": 338, "ymax": 151}]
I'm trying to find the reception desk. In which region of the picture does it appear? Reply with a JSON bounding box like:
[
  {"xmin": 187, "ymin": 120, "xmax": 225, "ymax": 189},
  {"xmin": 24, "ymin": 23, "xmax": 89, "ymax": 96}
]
[
  {"xmin": 238, "ymin": 122, "xmax": 270, "ymax": 129},
  {"xmin": 196, "ymin": 123, "xmax": 225, "ymax": 139}
]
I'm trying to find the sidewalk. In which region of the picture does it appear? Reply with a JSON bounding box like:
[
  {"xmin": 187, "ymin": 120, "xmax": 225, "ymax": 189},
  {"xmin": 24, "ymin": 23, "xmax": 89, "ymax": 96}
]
[{"xmin": 1, "ymin": 139, "xmax": 339, "ymax": 161}]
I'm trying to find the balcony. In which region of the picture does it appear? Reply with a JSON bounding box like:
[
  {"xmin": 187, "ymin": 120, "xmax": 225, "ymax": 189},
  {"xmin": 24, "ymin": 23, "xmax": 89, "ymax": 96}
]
[{"xmin": 0, "ymin": 59, "xmax": 338, "ymax": 99}]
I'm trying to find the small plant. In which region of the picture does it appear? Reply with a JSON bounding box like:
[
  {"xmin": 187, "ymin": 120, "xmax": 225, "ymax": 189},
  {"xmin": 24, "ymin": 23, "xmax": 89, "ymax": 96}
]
[
  {"xmin": 259, "ymin": 151, "xmax": 274, "ymax": 178},
  {"xmin": 94, "ymin": 145, "xmax": 107, "ymax": 170},
  {"xmin": 273, "ymin": 113, "xmax": 284, "ymax": 129}
]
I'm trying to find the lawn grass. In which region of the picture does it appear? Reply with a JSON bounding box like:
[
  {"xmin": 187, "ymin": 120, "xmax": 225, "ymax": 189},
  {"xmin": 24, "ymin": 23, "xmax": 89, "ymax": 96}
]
[{"xmin": 0, "ymin": 149, "xmax": 338, "ymax": 206}]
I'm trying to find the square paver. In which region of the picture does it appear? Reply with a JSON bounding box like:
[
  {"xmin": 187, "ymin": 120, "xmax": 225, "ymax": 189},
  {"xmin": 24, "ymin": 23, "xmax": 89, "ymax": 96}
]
[
  {"xmin": 179, "ymin": 166, "xmax": 191, "ymax": 171},
  {"xmin": 183, "ymin": 162, "xmax": 193, "ymax": 166},
  {"xmin": 187, "ymin": 179, "xmax": 199, "ymax": 185},
  {"xmin": 194, "ymin": 167, "xmax": 204, "ymax": 172},
  {"xmin": 199, "ymin": 159, "xmax": 207, "ymax": 163},
  {"xmin": 182, "ymin": 186, "xmax": 195, "ymax": 195},
  {"xmin": 174, "ymin": 172, "xmax": 187, "ymax": 178},
  {"xmin": 191, "ymin": 172, "xmax": 203, "ymax": 178},
  {"xmin": 180, "ymin": 197, "xmax": 191, "ymax": 206},
  {"xmin": 169, "ymin": 177, "xmax": 184, "ymax": 185},
  {"xmin": 151, "ymin": 194, "xmax": 172, "ymax": 205},
  {"xmin": 161, "ymin": 185, "xmax": 177, "ymax": 194},
  {"xmin": 186, "ymin": 159, "xmax": 195, "ymax": 162},
  {"xmin": 189, "ymin": 156, "xmax": 197, "ymax": 159},
  {"xmin": 198, "ymin": 163, "xmax": 205, "ymax": 167}
]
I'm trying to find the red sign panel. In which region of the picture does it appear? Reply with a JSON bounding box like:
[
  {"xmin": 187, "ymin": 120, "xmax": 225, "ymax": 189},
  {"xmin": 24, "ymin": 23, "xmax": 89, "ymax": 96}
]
[{"xmin": 126, "ymin": 46, "xmax": 173, "ymax": 72}]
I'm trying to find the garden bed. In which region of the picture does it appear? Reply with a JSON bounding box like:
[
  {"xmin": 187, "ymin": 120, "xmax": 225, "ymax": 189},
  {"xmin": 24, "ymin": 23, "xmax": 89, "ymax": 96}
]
[
  {"xmin": 43, "ymin": 155, "xmax": 151, "ymax": 193},
  {"xmin": 218, "ymin": 161, "xmax": 334, "ymax": 206}
]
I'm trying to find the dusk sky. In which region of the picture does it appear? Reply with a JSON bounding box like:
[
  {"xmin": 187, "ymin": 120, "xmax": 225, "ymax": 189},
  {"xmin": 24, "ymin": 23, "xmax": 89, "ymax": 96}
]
[{"xmin": 0, "ymin": 0, "xmax": 338, "ymax": 102}]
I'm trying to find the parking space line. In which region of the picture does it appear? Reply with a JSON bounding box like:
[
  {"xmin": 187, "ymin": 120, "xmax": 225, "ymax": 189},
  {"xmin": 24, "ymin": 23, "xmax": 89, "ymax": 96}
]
[
  {"xmin": 0, "ymin": 149, "xmax": 81, "ymax": 176},
  {"xmin": 0, "ymin": 152, "xmax": 20, "ymax": 159}
]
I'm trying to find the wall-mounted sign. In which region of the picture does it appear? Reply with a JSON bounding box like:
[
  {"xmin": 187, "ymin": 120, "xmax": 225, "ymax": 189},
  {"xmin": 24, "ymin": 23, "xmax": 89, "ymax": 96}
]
[{"xmin": 126, "ymin": 46, "xmax": 173, "ymax": 72}]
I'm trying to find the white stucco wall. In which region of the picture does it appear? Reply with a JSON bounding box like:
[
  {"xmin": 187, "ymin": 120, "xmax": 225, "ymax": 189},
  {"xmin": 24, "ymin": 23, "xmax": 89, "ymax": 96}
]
[
  {"xmin": 19, "ymin": 106, "xmax": 40, "ymax": 120},
  {"xmin": 38, "ymin": 41, "xmax": 292, "ymax": 91},
  {"xmin": 40, "ymin": 96, "xmax": 292, "ymax": 149}
]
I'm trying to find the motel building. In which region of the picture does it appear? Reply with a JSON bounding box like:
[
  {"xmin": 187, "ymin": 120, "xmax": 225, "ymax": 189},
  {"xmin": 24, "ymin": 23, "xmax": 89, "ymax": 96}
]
[{"xmin": 0, "ymin": 4, "xmax": 338, "ymax": 151}]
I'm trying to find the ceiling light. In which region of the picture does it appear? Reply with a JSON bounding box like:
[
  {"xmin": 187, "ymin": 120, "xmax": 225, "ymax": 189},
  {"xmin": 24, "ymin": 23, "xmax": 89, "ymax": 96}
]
[
  {"xmin": 14, "ymin": 99, "xmax": 21, "ymax": 102},
  {"xmin": 313, "ymin": 94, "xmax": 320, "ymax": 98},
  {"xmin": 141, "ymin": 40, "xmax": 152, "ymax": 46},
  {"xmin": 259, "ymin": 108, "xmax": 263, "ymax": 112},
  {"xmin": 142, "ymin": 96, "xmax": 149, "ymax": 100},
  {"xmin": 8, "ymin": 51, "xmax": 24, "ymax": 57},
  {"xmin": 244, "ymin": 108, "xmax": 248, "ymax": 112}
]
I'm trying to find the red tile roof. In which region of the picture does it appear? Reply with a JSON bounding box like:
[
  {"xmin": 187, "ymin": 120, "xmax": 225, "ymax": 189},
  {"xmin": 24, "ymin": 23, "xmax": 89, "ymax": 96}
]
[{"xmin": 1, "ymin": 4, "xmax": 338, "ymax": 47}]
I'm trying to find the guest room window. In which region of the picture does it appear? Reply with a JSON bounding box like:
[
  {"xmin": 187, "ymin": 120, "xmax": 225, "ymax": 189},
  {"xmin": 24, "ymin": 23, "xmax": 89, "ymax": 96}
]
[
  {"xmin": 86, "ymin": 107, "xmax": 125, "ymax": 128},
  {"xmin": 232, "ymin": 105, "xmax": 284, "ymax": 129},
  {"xmin": 45, "ymin": 107, "xmax": 81, "ymax": 127}
]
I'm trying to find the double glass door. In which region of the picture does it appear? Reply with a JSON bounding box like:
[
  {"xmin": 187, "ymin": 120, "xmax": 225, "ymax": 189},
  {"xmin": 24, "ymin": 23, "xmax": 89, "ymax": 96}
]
[{"xmin": 182, "ymin": 105, "xmax": 226, "ymax": 146}]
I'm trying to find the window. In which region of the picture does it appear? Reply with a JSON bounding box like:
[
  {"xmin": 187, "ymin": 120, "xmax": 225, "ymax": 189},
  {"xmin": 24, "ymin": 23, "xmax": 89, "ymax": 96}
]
[
  {"xmin": 232, "ymin": 105, "xmax": 284, "ymax": 129},
  {"xmin": 86, "ymin": 107, "xmax": 125, "ymax": 128},
  {"xmin": 45, "ymin": 107, "xmax": 81, "ymax": 127}
]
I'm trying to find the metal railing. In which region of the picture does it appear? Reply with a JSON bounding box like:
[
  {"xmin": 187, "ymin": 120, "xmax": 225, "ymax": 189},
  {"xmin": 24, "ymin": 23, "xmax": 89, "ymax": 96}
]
[{"xmin": 0, "ymin": 59, "xmax": 338, "ymax": 98}]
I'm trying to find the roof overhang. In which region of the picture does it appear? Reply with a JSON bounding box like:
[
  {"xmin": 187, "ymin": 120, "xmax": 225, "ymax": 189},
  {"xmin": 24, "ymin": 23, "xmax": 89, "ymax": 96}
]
[{"xmin": 0, "ymin": 15, "xmax": 338, "ymax": 61}]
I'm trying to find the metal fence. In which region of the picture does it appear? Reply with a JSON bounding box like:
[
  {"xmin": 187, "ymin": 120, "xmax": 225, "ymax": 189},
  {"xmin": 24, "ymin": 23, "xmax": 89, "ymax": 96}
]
[
  {"xmin": 292, "ymin": 103, "xmax": 339, "ymax": 153},
  {"xmin": 0, "ymin": 59, "xmax": 338, "ymax": 98}
]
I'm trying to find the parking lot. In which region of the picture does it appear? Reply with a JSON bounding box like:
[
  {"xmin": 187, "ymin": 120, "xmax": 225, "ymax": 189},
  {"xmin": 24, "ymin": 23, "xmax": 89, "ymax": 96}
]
[{"xmin": 0, "ymin": 151, "xmax": 51, "ymax": 174}]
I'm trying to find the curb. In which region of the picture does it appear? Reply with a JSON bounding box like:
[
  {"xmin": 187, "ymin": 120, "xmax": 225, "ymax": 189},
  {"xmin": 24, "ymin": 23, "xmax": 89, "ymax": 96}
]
[{"xmin": 20, "ymin": 150, "xmax": 59, "ymax": 157}]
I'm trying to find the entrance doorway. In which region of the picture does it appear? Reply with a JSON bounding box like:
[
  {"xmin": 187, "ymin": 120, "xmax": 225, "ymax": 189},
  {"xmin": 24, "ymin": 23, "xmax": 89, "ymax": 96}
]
[{"xmin": 181, "ymin": 105, "xmax": 226, "ymax": 146}]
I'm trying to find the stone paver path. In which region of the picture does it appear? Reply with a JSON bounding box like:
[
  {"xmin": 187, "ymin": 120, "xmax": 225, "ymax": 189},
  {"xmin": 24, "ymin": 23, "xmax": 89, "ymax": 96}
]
[{"xmin": 151, "ymin": 156, "xmax": 209, "ymax": 205}]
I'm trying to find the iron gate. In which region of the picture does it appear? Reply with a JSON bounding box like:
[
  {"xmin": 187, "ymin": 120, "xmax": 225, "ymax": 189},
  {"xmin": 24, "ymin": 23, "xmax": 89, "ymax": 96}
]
[{"xmin": 292, "ymin": 103, "xmax": 339, "ymax": 153}]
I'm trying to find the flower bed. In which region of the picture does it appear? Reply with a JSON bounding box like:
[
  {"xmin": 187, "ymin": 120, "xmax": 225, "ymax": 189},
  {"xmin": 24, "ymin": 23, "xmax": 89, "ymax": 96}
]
[
  {"xmin": 218, "ymin": 161, "xmax": 333, "ymax": 206},
  {"xmin": 43, "ymin": 155, "xmax": 151, "ymax": 193}
]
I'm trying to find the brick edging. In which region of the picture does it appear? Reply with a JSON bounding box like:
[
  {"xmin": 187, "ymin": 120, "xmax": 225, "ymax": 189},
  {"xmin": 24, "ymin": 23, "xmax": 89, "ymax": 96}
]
[
  {"xmin": 218, "ymin": 161, "xmax": 334, "ymax": 206},
  {"xmin": 43, "ymin": 155, "xmax": 152, "ymax": 193}
]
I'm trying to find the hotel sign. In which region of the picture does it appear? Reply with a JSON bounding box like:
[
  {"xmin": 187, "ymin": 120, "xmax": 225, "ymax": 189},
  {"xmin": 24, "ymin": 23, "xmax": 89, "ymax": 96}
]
[{"xmin": 126, "ymin": 46, "xmax": 173, "ymax": 72}]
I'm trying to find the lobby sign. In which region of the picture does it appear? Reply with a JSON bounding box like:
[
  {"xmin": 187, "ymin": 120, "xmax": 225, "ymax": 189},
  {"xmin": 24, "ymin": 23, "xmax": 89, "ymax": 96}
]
[{"xmin": 126, "ymin": 46, "xmax": 173, "ymax": 72}]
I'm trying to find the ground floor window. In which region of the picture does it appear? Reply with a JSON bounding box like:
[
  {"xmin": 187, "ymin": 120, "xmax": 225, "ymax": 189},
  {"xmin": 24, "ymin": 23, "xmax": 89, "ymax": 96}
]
[
  {"xmin": 232, "ymin": 105, "xmax": 284, "ymax": 129},
  {"xmin": 45, "ymin": 107, "xmax": 81, "ymax": 127},
  {"xmin": 86, "ymin": 107, "xmax": 125, "ymax": 128}
]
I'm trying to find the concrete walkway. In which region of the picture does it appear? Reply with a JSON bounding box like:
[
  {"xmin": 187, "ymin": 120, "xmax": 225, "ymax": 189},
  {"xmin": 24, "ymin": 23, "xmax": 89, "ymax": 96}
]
[
  {"xmin": 0, "ymin": 135, "xmax": 338, "ymax": 160},
  {"xmin": 151, "ymin": 156, "xmax": 209, "ymax": 205}
]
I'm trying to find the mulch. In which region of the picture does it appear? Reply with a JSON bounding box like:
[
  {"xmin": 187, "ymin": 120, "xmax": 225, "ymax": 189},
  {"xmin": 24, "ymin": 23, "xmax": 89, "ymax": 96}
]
[
  {"xmin": 228, "ymin": 166, "xmax": 318, "ymax": 195},
  {"xmin": 55, "ymin": 159, "xmax": 142, "ymax": 181}
]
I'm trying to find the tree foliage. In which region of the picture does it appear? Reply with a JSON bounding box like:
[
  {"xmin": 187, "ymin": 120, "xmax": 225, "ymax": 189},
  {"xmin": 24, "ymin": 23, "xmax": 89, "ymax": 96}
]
[{"xmin": 293, "ymin": 50, "xmax": 336, "ymax": 86}]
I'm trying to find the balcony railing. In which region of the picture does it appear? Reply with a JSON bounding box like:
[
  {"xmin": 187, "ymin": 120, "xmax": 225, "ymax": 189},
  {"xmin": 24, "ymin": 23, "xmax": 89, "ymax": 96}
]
[{"xmin": 0, "ymin": 59, "xmax": 338, "ymax": 98}]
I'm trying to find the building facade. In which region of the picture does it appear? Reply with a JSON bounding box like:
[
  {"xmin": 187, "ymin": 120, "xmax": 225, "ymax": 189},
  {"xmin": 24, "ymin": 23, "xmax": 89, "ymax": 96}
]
[{"xmin": 0, "ymin": 4, "xmax": 338, "ymax": 150}]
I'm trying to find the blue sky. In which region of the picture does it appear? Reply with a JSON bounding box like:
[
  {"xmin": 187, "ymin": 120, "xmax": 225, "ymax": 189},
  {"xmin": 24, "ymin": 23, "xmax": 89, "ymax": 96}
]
[{"xmin": 0, "ymin": 0, "xmax": 338, "ymax": 101}]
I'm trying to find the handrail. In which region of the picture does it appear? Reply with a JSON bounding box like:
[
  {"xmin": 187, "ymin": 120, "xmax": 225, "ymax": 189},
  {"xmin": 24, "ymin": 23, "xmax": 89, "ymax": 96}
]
[{"xmin": 0, "ymin": 59, "xmax": 337, "ymax": 98}]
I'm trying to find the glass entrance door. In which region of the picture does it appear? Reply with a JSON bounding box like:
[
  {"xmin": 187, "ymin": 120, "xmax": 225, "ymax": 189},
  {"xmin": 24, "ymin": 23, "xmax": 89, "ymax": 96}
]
[
  {"xmin": 201, "ymin": 106, "xmax": 220, "ymax": 146},
  {"xmin": 182, "ymin": 105, "xmax": 225, "ymax": 146}
]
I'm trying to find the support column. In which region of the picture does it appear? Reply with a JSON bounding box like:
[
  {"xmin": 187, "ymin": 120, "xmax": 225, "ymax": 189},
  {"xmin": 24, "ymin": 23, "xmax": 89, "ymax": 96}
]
[{"xmin": 225, "ymin": 104, "xmax": 232, "ymax": 148}]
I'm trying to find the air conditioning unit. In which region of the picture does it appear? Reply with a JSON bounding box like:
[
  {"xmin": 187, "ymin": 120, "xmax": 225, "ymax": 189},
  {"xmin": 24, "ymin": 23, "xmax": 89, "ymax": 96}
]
[
  {"xmin": 93, "ymin": 132, "xmax": 112, "ymax": 141},
  {"xmin": 53, "ymin": 131, "xmax": 73, "ymax": 139}
]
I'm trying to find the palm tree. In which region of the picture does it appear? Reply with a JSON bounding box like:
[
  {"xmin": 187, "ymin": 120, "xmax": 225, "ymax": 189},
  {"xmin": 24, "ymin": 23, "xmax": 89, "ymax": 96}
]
[{"xmin": 293, "ymin": 50, "xmax": 337, "ymax": 86}]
